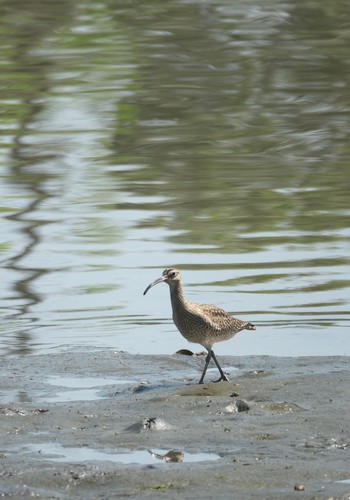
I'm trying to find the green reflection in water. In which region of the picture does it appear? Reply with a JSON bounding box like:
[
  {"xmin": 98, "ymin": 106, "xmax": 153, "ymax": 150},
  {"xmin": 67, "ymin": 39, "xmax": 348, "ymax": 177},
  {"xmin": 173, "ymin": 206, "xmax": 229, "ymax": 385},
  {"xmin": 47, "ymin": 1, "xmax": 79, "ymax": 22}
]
[{"xmin": 104, "ymin": 0, "xmax": 350, "ymax": 252}]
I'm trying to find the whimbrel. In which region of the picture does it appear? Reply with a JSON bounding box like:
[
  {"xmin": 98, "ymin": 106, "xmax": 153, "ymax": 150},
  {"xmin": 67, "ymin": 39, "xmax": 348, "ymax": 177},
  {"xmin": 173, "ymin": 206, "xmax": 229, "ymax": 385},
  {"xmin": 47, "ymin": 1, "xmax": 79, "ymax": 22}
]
[{"xmin": 143, "ymin": 268, "xmax": 256, "ymax": 384}]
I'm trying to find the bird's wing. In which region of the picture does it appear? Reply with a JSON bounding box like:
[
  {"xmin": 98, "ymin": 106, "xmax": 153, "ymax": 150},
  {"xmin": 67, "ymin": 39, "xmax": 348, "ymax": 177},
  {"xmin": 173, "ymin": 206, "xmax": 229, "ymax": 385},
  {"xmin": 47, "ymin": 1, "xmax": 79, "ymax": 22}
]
[
  {"xmin": 196, "ymin": 303, "xmax": 247, "ymax": 332},
  {"xmin": 193, "ymin": 304, "xmax": 233, "ymax": 331}
]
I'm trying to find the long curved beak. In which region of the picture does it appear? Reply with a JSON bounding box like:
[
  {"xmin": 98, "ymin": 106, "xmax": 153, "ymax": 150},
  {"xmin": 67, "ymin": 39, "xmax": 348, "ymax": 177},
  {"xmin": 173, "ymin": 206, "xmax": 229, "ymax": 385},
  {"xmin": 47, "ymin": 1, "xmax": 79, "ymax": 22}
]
[{"xmin": 143, "ymin": 275, "xmax": 166, "ymax": 295}]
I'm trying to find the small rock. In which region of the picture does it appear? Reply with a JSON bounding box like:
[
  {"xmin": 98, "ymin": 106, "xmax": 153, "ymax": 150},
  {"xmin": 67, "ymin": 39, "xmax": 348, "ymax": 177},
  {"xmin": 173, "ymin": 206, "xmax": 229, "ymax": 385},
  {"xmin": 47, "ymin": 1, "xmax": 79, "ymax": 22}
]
[
  {"xmin": 230, "ymin": 392, "xmax": 240, "ymax": 398},
  {"xmin": 125, "ymin": 417, "xmax": 174, "ymax": 433},
  {"xmin": 175, "ymin": 349, "xmax": 194, "ymax": 356},
  {"xmin": 225, "ymin": 399, "xmax": 250, "ymax": 413},
  {"xmin": 294, "ymin": 484, "xmax": 305, "ymax": 491},
  {"xmin": 130, "ymin": 382, "xmax": 150, "ymax": 393}
]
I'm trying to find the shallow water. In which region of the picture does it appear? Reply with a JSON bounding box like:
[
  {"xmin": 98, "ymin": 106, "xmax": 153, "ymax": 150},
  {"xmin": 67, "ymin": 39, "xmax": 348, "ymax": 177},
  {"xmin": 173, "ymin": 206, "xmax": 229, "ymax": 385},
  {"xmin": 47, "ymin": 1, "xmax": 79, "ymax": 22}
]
[
  {"xmin": 14, "ymin": 443, "xmax": 220, "ymax": 465},
  {"xmin": 42, "ymin": 375, "xmax": 131, "ymax": 402},
  {"xmin": 1, "ymin": 0, "xmax": 349, "ymax": 358}
]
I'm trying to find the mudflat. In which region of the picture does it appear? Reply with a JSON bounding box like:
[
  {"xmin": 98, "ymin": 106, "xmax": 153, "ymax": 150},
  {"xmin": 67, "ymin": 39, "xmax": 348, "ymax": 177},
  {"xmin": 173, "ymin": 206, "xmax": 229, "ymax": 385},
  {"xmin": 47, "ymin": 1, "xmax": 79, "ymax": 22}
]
[{"xmin": 0, "ymin": 349, "xmax": 349, "ymax": 499}]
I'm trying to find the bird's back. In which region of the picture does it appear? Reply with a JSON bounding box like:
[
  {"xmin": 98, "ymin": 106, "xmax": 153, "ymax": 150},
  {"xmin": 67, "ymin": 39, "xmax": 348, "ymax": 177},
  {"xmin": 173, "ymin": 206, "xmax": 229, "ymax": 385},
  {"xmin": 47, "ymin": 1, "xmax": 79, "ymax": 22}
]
[{"xmin": 172, "ymin": 299, "xmax": 255, "ymax": 348}]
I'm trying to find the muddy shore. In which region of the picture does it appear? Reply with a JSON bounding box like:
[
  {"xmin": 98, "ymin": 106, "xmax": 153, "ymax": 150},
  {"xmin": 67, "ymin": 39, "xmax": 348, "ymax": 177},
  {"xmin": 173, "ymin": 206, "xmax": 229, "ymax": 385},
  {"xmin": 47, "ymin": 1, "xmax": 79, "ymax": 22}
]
[{"xmin": 0, "ymin": 348, "xmax": 349, "ymax": 499}]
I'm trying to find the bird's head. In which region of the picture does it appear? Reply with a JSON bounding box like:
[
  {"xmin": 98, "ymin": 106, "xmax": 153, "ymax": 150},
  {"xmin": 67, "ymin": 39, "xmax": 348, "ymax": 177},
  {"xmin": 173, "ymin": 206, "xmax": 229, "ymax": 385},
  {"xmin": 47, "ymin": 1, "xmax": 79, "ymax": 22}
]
[{"xmin": 143, "ymin": 268, "xmax": 181, "ymax": 295}]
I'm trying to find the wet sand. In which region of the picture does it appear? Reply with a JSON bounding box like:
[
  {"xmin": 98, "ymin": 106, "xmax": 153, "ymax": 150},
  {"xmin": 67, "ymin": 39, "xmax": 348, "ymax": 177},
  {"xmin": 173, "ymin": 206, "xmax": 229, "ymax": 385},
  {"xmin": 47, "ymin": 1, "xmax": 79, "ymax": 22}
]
[{"xmin": 1, "ymin": 348, "xmax": 349, "ymax": 499}]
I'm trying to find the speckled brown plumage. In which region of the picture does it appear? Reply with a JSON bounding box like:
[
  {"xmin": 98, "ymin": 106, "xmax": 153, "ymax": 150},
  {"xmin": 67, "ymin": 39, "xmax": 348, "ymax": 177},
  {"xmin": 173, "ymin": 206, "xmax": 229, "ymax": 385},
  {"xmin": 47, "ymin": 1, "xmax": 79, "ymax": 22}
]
[{"xmin": 143, "ymin": 268, "xmax": 256, "ymax": 384}]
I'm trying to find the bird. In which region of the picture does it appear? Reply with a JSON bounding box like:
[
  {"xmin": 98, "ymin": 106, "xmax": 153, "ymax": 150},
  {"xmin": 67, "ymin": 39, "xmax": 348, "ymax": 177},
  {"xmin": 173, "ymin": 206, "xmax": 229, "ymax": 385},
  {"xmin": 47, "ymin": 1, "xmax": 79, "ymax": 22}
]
[{"xmin": 143, "ymin": 268, "xmax": 256, "ymax": 384}]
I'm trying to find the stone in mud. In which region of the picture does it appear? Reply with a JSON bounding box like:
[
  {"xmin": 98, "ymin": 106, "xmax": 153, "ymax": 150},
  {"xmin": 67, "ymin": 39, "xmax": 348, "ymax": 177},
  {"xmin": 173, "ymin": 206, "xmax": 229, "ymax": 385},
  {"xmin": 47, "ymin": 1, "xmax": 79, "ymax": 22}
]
[
  {"xmin": 224, "ymin": 399, "xmax": 250, "ymax": 413},
  {"xmin": 124, "ymin": 417, "xmax": 174, "ymax": 433}
]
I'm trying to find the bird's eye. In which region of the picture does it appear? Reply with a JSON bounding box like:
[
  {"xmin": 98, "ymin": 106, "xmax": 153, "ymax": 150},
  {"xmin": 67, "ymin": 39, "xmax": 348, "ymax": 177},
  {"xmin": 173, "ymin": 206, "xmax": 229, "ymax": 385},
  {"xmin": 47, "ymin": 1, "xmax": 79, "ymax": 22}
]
[{"xmin": 170, "ymin": 271, "xmax": 176, "ymax": 278}]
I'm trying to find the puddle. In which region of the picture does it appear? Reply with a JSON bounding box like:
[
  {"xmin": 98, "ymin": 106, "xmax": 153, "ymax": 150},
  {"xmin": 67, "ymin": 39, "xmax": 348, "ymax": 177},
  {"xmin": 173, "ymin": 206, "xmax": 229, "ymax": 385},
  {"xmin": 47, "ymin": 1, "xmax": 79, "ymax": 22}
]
[
  {"xmin": 15, "ymin": 443, "xmax": 220, "ymax": 465},
  {"xmin": 43, "ymin": 388, "xmax": 107, "ymax": 403},
  {"xmin": 47, "ymin": 376, "xmax": 126, "ymax": 388},
  {"xmin": 0, "ymin": 376, "xmax": 133, "ymax": 405},
  {"xmin": 337, "ymin": 479, "xmax": 350, "ymax": 484},
  {"xmin": 43, "ymin": 375, "xmax": 132, "ymax": 403},
  {"xmin": 0, "ymin": 390, "xmax": 32, "ymax": 405}
]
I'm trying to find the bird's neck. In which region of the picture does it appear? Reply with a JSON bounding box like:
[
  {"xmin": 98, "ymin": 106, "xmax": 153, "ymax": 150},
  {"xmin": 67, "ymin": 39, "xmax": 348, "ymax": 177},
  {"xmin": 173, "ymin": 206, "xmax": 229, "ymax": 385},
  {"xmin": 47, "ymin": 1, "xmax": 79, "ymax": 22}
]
[{"xmin": 169, "ymin": 282, "xmax": 186, "ymax": 310}]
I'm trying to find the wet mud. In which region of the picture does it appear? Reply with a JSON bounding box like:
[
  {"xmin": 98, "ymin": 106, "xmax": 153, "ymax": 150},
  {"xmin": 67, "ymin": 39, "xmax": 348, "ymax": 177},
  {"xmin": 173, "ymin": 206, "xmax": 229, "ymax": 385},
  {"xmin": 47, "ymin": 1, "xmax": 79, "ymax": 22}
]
[{"xmin": 0, "ymin": 349, "xmax": 350, "ymax": 498}]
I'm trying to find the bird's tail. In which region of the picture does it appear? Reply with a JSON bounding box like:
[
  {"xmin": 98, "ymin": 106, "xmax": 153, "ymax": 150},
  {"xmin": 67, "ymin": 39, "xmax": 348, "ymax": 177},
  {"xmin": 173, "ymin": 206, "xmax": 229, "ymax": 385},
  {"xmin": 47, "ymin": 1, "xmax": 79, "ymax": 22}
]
[{"xmin": 245, "ymin": 322, "xmax": 256, "ymax": 331}]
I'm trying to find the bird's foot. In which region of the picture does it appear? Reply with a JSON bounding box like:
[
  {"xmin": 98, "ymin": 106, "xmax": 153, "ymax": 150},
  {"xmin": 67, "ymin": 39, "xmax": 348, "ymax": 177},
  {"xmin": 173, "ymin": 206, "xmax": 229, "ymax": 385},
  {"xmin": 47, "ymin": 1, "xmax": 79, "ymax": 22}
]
[{"xmin": 213, "ymin": 373, "xmax": 230, "ymax": 383}]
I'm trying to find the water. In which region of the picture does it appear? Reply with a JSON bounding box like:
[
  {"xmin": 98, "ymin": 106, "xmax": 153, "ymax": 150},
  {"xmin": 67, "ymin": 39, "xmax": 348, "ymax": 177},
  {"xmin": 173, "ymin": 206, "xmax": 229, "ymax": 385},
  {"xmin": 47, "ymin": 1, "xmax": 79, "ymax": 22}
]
[
  {"xmin": 1, "ymin": 0, "xmax": 349, "ymax": 357},
  {"xmin": 12, "ymin": 443, "xmax": 220, "ymax": 465},
  {"xmin": 42, "ymin": 375, "xmax": 131, "ymax": 402}
]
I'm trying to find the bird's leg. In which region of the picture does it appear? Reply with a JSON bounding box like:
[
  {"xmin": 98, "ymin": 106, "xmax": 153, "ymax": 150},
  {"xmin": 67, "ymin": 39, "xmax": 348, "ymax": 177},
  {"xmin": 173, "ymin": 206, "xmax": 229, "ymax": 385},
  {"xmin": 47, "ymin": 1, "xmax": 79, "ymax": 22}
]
[
  {"xmin": 198, "ymin": 349, "xmax": 229, "ymax": 384},
  {"xmin": 211, "ymin": 350, "xmax": 229, "ymax": 382},
  {"xmin": 198, "ymin": 350, "xmax": 212, "ymax": 384}
]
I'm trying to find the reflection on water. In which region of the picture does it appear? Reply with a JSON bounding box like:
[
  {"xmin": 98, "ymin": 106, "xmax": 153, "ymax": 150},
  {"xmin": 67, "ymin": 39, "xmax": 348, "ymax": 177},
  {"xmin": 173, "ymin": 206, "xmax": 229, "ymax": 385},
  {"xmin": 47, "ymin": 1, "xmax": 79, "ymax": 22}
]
[{"xmin": 0, "ymin": 0, "xmax": 349, "ymax": 357}]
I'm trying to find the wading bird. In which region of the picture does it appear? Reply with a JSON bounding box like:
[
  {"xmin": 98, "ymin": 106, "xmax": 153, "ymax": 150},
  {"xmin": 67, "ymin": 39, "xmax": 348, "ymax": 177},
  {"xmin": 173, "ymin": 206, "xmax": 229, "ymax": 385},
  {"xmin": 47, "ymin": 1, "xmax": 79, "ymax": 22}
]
[{"xmin": 143, "ymin": 268, "xmax": 256, "ymax": 384}]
